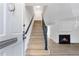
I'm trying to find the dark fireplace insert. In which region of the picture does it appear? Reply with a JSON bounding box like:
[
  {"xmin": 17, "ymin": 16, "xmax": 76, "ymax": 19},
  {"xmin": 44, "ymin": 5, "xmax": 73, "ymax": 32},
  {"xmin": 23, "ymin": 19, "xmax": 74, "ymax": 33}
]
[{"xmin": 59, "ymin": 34, "xmax": 70, "ymax": 44}]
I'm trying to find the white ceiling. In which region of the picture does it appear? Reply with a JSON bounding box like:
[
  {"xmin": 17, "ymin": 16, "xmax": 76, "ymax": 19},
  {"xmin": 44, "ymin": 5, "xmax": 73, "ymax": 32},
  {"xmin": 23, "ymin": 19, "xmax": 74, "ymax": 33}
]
[
  {"xmin": 25, "ymin": 3, "xmax": 45, "ymax": 20},
  {"xmin": 33, "ymin": 6, "xmax": 43, "ymax": 16},
  {"xmin": 25, "ymin": 3, "xmax": 79, "ymax": 25}
]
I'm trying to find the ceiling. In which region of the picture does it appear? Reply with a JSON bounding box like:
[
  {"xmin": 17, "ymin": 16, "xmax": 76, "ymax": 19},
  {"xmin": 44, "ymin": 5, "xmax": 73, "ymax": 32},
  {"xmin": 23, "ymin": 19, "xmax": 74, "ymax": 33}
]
[{"xmin": 25, "ymin": 3, "xmax": 79, "ymax": 25}]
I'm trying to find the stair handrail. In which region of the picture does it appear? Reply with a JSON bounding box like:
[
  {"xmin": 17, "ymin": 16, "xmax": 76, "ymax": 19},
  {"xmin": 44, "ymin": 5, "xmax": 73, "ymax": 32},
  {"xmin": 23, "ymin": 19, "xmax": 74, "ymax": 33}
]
[
  {"xmin": 23, "ymin": 16, "xmax": 34, "ymax": 40},
  {"xmin": 42, "ymin": 17, "xmax": 48, "ymax": 50}
]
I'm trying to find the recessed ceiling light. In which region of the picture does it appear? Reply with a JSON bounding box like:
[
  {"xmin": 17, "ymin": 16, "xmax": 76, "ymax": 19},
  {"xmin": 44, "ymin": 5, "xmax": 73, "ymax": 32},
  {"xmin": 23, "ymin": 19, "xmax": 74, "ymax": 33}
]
[{"xmin": 36, "ymin": 6, "xmax": 40, "ymax": 8}]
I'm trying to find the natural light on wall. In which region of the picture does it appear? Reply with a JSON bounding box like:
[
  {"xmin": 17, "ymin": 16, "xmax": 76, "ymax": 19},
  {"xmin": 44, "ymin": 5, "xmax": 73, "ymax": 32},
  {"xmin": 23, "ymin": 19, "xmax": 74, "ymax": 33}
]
[{"xmin": 33, "ymin": 6, "xmax": 43, "ymax": 20}]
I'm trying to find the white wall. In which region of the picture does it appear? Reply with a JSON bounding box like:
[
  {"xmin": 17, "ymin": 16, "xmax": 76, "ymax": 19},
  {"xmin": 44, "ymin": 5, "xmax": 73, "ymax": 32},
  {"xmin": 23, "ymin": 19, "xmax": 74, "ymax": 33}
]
[
  {"xmin": 48, "ymin": 19, "xmax": 79, "ymax": 43},
  {"xmin": 44, "ymin": 3, "xmax": 79, "ymax": 43},
  {"xmin": 23, "ymin": 5, "xmax": 33, "ymax": 32},
  {"xmin": 44, "ymin": 3, "xmax": 74, "ymax": 25},
  {"xmin": 0, "ymin": 4, "xmax": 4, "ymax": 35},
  {"xmin": 34, "ymin": 15, "xmax": 42, "ymax": 20},
  {"xmin": 33, "ymin": 6, "xmax": 44, "ymax": 20},
  {"xmin": 23, "ymin": 4, "xmax": 34, "ymax": 55}
]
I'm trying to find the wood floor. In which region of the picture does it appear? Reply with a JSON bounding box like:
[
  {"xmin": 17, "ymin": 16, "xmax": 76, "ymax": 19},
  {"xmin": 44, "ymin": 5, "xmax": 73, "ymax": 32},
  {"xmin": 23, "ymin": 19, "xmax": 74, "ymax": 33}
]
[
  {"xmin": 49, "ymin": 39, "xmax": 79, "ymax": 56},
  {"xmin": 26, "ymin": 20, "xmax": 79, "ymax": 56},
  {"xmin": 26, "ymin": 21, "xmax": 49, "ymax": 56}
]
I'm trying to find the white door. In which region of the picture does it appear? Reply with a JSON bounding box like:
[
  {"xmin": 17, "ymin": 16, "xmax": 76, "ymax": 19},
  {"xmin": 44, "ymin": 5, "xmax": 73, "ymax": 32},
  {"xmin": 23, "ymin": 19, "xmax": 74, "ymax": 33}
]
[{"xmin": 0, "ymin": 3, "xmax": 23, "ymax": 56}]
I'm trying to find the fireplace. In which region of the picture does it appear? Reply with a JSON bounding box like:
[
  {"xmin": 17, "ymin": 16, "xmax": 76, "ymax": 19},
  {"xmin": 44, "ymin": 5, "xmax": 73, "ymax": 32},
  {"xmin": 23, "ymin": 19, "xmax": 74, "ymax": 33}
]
[{"xmin": 59, "ymin": 35, "xmax": 70, "ymax": 44}]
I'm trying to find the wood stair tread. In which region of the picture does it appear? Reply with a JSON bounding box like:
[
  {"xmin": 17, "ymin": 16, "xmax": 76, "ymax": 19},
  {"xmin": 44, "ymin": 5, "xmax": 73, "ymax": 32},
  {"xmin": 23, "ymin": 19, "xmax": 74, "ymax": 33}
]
[
  {"xmin": 26, "ymin": 49, "xmax": 49, "ymax": 56},
  {"xmin": 26, "ymin": 20, "xmax": 48, "ymax": 56}
]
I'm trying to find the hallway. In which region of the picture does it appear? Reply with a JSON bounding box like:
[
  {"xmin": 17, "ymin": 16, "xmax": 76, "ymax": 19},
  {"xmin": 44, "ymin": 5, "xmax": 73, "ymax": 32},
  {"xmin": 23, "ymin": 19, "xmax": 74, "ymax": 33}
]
[
  {"xmin": 1, "ymin": 3, "xmax": 79, "ymax": 56},
  {"xmin": 26, "ymin": 21, "xmax": 49, "ymax": 56}
]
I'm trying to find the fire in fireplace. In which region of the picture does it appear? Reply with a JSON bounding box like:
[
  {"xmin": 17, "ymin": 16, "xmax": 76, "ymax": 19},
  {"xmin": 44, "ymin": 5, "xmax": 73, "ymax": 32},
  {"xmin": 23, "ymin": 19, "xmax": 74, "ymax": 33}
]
[{"xmin": 59, "ymin": 35, "xmax": 70, "ymax": 44}]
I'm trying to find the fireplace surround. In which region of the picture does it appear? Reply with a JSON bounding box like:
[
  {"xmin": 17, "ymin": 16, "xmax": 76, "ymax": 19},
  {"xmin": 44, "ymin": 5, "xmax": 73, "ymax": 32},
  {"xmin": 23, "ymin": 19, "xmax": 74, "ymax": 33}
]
[{"xmin": 59, "ymin": 34, "xmax": 70, "ymax": 44}]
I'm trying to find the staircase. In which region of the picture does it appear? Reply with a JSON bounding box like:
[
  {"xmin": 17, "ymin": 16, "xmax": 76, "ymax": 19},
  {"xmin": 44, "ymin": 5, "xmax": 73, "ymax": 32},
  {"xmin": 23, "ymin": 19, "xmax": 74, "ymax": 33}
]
[{"xmin": 26, "ymin": 21, "xmax": 49, "ymax": 56}]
